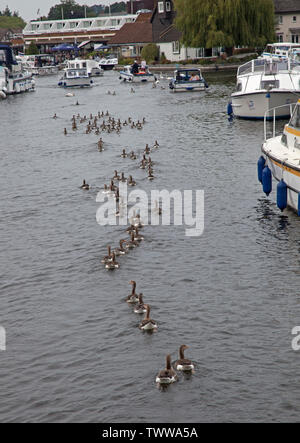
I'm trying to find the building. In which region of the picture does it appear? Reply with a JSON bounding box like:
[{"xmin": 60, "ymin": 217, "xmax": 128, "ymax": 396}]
[
  {"xmin": 109, "ymin": 12, "xmax": 153, "ymax": 57},
  {"xmin": 274, "ymin": 0, "xmax": 300, "ymax": 43},
  {"xmin": 22, "ymin": 14, "xmax": 138, "ymax": 53}
]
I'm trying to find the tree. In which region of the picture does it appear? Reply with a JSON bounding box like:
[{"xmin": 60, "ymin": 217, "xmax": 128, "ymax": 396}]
[
  {"xmin": 174, "ymin": 0, "xmax": 275, "ymax": 51},
  {"xmin": 104, "ymin": 2, "xmax": 126, "ymax": 14},
  {"xmin": 3, "ymin": 6, "xmax": 12, "ymax": 17},
  {"xmin": 47, "ymin": 1, "xmax": 97, "ymax": 20},
  {"xmin": 26, "ymin": 41, "xmax": 39, "ymax": 55},
  {"xmin": 141, "ymin": 44, "xmax": 159, "ymax": 63}
]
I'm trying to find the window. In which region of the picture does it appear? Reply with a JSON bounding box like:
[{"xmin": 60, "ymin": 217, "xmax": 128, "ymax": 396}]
[
  {"xmin": 158, "ymin": 2, "xmax": 164, "ymax": 13},
  {"xmin": 290, "ymin": 104, "xmax": 300, "ymax": 128},
  {"xmin": 196, "ymin": 48, "xmax": 205, "ymax": 58},
  {"xmin": 293, "ymin": 16, "xmax": 297, "ymax": 22},
  {"xmin": 166, "ymin": 1, "xmax": 171, "ymax": 11},
  {"xmin": 70, "ymin": 22, "xmax": 76, "ymax": 28},
  {"xmin": 260, "ymin": 80, "xmax": 280, "ymax": 90},
  {"xmin": 292, "ymin": 34, "xmax": 299, "ymax": 43},
  {"xmin": 277, "ymin": 34, "xmax": 283, "ymax": 42},
  {"xmin": 172, "ymin": 41, "xmax": 180, "ymax": 54},
  {"xmin": 279, "ymin": 15, "xmax": 283, "ymax": 24},
  {"xmin": 236, "ymin": 82, "xmax": 242, "ymax": 92}
]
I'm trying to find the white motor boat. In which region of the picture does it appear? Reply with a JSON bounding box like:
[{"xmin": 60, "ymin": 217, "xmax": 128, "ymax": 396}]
[
  {"xmin": 119, "ymin": 65, "xmax": 156, "ymax": 83},
  {"xmin": 169, "ymin": 68, "xmax": 208, "ymax": 92},
  {"xmin": 0, "ymin": 44, "xmax": 35, "ymax": 99},
  {"xmin": 66, "ymin": 59, "xmax": 103, "ymax": 77},
  {"xmin": 58, "ymin": 67, "xmax": 93, "ymax": 88},
  {"xmin": 260, "ymin": 42, "xmax": 300, "ymax": 61},
  {"xmin": 230, "ymin": 58, "xmax": 300, "ymax": 120},
  {"xmin": 99, "ymin": 55, "xmax": 118, "ymax": 70},
  {"xmin": 17, "ymin": 54, "xmax": 59, "ymax": 76},
  {"xmin": 259, "ymin": 99, "xmax": 300, "ymax": 214}
]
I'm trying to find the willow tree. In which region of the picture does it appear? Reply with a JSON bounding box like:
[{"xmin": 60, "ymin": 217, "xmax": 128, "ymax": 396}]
[{"xmin": 174, "ymin": 0, "xmax": 275, "ymax": 52}]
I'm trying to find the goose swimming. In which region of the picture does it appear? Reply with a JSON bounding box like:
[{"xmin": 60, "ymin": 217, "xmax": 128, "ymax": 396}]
[
  {"xmin": 139, "ymin": 304, "xmax": 157, "ymax": 331},
  {"xmin": 133, "ymin": 294, "xmax": 147, "ymax": 314},
  {"xmin": 80, "ymin": 179, "xmax": 90, "ymax": 190},
  {"xmin": 174, "ymin": 345, "xmax": 195, "ymax": 372},
  {"xmin": 105, "ymin": 252, "xmax": 119, "ymax": 270},
  {"xmin": 156, "ymin": 355, "xmax": 177, "ymax": 384},
  {"xmin": 126, "ymin": 280, "xmax": 139, "ymax": 303}
]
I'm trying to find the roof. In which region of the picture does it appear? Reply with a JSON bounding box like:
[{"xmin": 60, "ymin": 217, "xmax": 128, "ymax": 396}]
[
  {"xmin": 109, "ymin": 22, "xmax": 153, "ymax": 45},
  {"xmin": 135, "ymin": 12, "xmax": 153, "ymax": 23},
  {"xmin": 274, "ymin": 0, "xmax": 300, "ymax": 13}
]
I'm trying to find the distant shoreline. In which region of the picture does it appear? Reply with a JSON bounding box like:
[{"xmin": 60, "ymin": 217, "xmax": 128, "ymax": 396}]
[{"xmin": 115, "ymin": 64, "xmax": 240, "ymax": 73}]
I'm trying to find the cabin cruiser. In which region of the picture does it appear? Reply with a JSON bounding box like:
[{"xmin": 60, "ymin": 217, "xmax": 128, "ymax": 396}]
[
  {"xmin": 231, "ymin": 58, "xmax": 300, "ymax": 119},
  {"xmin": 169, "ymin": 68, "xmax": 208, "ymax": 92},
  {"xmin": 58, "ymin": 67, "xmax": 93, "ymax": 88},
  {"xmin": 66, "ymin": 59, "xmax": 103, "ymax": 77},
  {"xmin": 259, "ymin": 99, "xmax": 300, "ymax": 213},
  {"xmin": 0, "ymin": 45, "xmax": 35, "ymax": 99},
  {"xmin": 99, "ymin": 55, "xmax": 118, "ymax": 70},
  {"xmin": 119, "ymin": 64, "xmax": 156, "ymax": 83},
  {"xmin": 17, "ymin": 54, "xmax": 58, "ymax": 76},
  {"xmin": 260, "ymin": 43, "xmax": 300, "ymax": 61}
]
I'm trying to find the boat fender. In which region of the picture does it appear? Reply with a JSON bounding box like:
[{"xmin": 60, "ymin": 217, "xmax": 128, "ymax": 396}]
[
  {"xmin": 227, "ymin": 101, "xmax": 233, "ymax": 116},
  {"xmin": 257, "ymin": 156, "xmax": 266, "ymax": 183},
  {"xmin": 277, "ymin": 179, "xmax": 287, "ymax": 212},
  {"xmin": 0, "ymin": 90, "xmax": 6, "ymax": 99},
  {"xmin": 262, "ymin": 165, "xmax": 272, "ymax": 196},
  {"xmin": 119, "ymin": 76, "xmax": 122, "ymax": 80},
  {"xmin": 266, "ymin": 92, "xmax": 271, "ymax": 98},
  {"xmin": 204, "ymin": 80, "xmax": 209, "ymax": 88},
  {"xmin": 154, "ymin": 76, "xmax": 157, "ymax": 82},
  {"xmin": 15, "ymin": 83, "xmax": 21, "ymax": 93}
]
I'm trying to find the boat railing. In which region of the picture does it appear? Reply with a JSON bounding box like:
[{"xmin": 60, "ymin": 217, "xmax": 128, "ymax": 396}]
[
  {"xmin": 238, "ymin": 58, "xmax": 294, "ymax": 76},
  {"xmin": 264, "ymin": 103, "xmax": 297, "ymax": 141}
]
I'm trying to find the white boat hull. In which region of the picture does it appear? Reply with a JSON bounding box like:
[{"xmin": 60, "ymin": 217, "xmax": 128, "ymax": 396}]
[
  {"xmin": 232, "ymin": 91, "xmax": 297, "ymax": 119},
  {"xmin": 58, "ymin": 78, "xmax": 93, "ymax": 88},
  {"xmin": 262, "ymin": 148, "xmax": 300, "ymax": 212},
  {"xmin": 120, "ymin": 72, "xmax": 155, "ymax": 83},
  {"xmin": 170, "ymin": 82, "xmax": 206, "ymax": 92}
]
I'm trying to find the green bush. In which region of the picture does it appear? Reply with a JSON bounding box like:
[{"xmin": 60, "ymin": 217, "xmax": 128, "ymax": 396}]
[
  {"xmin": 25, "ymin": 41, "xmax": 39, "ymax": 55},
  {"xmin": 141, "ymin": 44, "xmax": 159, "ymax": 64},
  {"xmin": 118, "ymin": 57, "xmax": 134, "ymax": 66}
]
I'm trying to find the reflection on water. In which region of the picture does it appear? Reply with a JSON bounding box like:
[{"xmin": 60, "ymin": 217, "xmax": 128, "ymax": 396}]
[{"xmin": 0, "ymin": 70, "xmax": 300, "ymax": 423}]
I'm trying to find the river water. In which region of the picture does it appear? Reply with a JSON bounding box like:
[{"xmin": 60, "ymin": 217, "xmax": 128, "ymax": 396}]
[{"xmin": 1, "ymin": 70, "xmax": 300, "ymax": 423}]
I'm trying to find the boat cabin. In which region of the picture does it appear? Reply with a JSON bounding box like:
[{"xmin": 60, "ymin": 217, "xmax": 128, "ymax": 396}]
[{"xmin": 64, "ymin": 68, "xmax": 89, "ymax": 79}]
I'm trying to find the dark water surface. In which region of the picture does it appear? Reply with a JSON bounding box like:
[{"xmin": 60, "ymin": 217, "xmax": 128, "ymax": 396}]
[{"xmin": 1, "ymin": 71, "xmax": 300, "ymax": 423}]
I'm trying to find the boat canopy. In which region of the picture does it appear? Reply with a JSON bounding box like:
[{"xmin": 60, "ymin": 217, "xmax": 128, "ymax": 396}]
[
  {"xmin": 0, "ymin": 44, "xmax": 18, "ymax": 67},
  {"xmin": 289, "ymin": 100, "xmax": 300, "ymax": 129}
]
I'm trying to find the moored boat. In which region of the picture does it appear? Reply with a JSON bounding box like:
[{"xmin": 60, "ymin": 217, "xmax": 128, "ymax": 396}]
[
  {"xmin": 169, "ymin": 68, "xmax": 208, "ymax": 92},
  {"xmin": 259, "ymin": 100, "xmax": 300, "ymax": 213},
  {"xmin": 0, "ymin": 44, "xmax": 35, "ymax": 99},
  {"xmin": 231, "ymin": 58, "xmax": 300, "ymax": 120},
  {"xmin": 119, "ymin": 65, "xmax": 156, "ymax": 83}
]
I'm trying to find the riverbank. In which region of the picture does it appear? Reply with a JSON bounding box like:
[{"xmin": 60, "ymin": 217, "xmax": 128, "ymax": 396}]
[{"xmin": 115, "ymin": 63, "xmax": 240, "ymax": 73}]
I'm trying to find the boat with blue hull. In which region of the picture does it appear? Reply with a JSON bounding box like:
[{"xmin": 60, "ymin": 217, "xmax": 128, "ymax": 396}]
[
  {"xmin": 259, "ymin": 100, "xmax": 300, "ymax": 213},
  {"xmin": 58, "ymin": 67, "xmax": 93, "ymax": 88},
  {"xmin": 169, "ymin": 68, "xmax": 208, "ymax": 92},
  {"xmin": 119, "ymin": 65, "xmax": 156, "ymax": 83}
]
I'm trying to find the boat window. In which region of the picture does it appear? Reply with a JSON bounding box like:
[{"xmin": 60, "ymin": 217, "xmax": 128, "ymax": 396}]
[
  {"xmin": 0, "ymin": 50, "xmax": 6, "ymax": 63},
  {"xmin": 236, "ymin": 82, "xmax": 242, "ymax": 92},
  {"xmin": 260, "ymin": 80, "xmax": 279, "ymax": 90},
  {"xmin": 289, "ymin": 105, "xmax": 300, "ymax": 128}
]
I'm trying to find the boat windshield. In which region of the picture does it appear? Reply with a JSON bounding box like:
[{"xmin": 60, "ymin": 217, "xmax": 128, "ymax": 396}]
[
  {"xmin": 176, "ymin": 70, "xmax": 201, "ymax": 81},
  {"xmin": 289, "ymin": 103, "xmax": 300, "ymax": 129}
]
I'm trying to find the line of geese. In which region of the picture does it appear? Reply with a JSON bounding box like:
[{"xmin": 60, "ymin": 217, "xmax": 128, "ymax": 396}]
[
  {"xmin": 75, "ymin": 109, "xmax": 193, "ymax": 386},
  {"xmin": 60, "ymin": 111, "xmax": 147, "ymax": 136}
]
